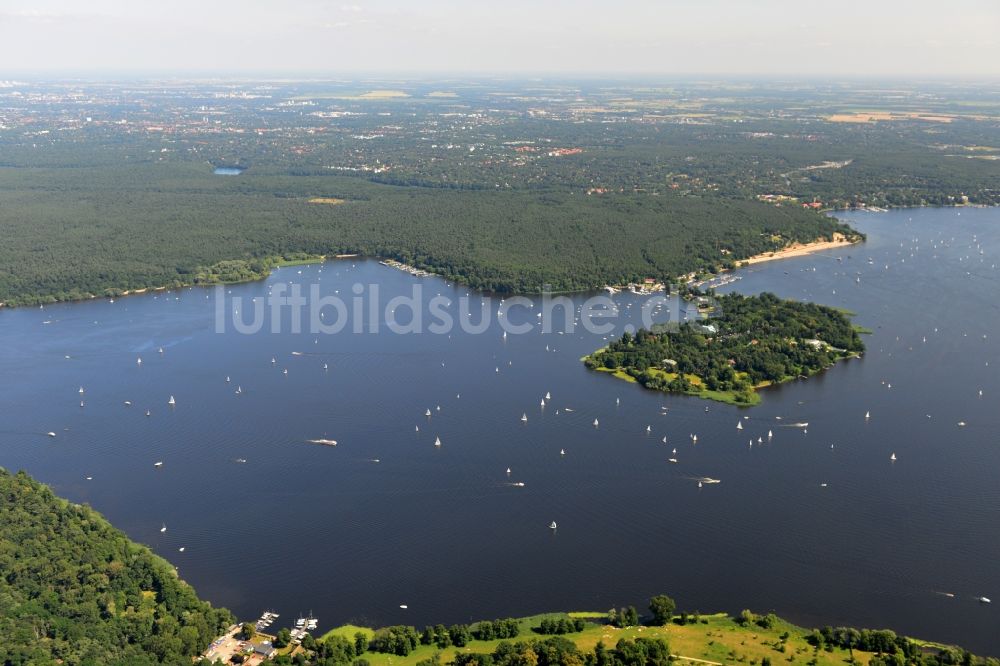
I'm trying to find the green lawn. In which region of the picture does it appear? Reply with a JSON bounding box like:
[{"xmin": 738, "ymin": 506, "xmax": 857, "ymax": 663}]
[{"xmin": 323, "ymin": 612, "xmax": 875, "ymax": 666}]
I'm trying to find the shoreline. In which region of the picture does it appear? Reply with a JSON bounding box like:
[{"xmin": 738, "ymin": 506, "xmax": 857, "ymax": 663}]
[{"xmin": 740, "ymin": 236, "xmax": 860, "ymax": 267}]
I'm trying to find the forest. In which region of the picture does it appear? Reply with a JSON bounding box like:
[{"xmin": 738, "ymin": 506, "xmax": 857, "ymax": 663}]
[
  {"xmin": 0, "ymin": 468, "xmax": 232, "ymax": 665},
  {"xmin": 584, "ymin": 292, "xmax": 865, "ymax": 404},
  {"xmin": 0, "ymin": 162, "xmax": 855, "ymax": 306}
]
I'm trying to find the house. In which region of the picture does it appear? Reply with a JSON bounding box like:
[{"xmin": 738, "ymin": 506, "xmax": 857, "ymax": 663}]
[{"xmin": 251, "ymin": 643, "xmax": 277, "ymax": 659}]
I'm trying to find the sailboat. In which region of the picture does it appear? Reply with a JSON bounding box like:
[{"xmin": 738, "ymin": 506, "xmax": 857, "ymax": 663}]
[
  {"xmin": 137, "ymin": 357, "xmax": 142, "ymax": 365},
  {"xmin": 560, "ymin": 448, "xmax": 565, "ymax": 456},
  {"xmin": 158, "ymin": 347, "xmax": 164, "ymax": 354},
  {"xmin": 697, "ymin": 481, "xmax": 703, "ymax": 488},
  {"xmin": 593, "ymin": 418, "xmax": 599, "ymax": 427},
  {"xmin": 661, "ymin": 436, "xmax": 667, "ymax": 443},
  {"xmin": 425, "ymin": 409, "xmax": 432, "ymax": 417},
  {"xmin": 415, "ymin": 425, "xmax": 420, "ymax": 432},
  {"xmin": 865, "ymin": 411, "xmax": 870, "ymax": 419},
  {"xmin": 736, "ymin": 421, "xmax": 743, "ymax": 430},
  {"xmin": 545, "ymin": 392, "xmax": 551, "ymax": 400},
  {"xmin": 78, "ymin": 386, "xmax": 85, "ymax": 395},
  {"xmin": 768, "ymin": 430, "xmax": 773, "ymax": 439},
  {"xmin": 549, "ymin": 521, "xmax": 558, "ymax": 530},
  {"xmin": 323, "ymin": 363, "xmax": 329, "ymax": 370},
  {"xmin": 646, "ymin": 425, "xmax": 652, "ymax": 433},
  {"xmin": 692, "ymin": 434, "xmax": 698, "ymax": 443},
  {"xmin": 434, "ymin": 436, "xmax": 441, "ymax": 447},
  {"xmin": 890, "ymin": 452, "xmax": 897, "ymax": 461},
  {"xmin": 225, "ymin": 376, "xmax": 231, "ymax": 383},
  {"xmin": 540, "ymin": 399, "xmax": 545, "ymax": 407},
  {"xmin": 160, "ymin": 523, "xmax": 167, "ymax": 533},
  {"xmin": 167, "ymin": 396, "xmax": 176, "ymax": 406},
  {"xmin": 506, "ymin": 467, "xmax": 511, "ymax": 475},
  {"xmin": 145, "ymin": 409, "xmax": 151, "ymax": 417},
  {"xmin": 520, "ymin": 413, "xmax": 528, "ymax": 422}
]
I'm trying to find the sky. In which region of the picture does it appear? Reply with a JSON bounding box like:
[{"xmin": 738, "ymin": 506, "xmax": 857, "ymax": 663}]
[{"xmin": 0, "ymin": 0, "xmax": 998, "ymax": 77}]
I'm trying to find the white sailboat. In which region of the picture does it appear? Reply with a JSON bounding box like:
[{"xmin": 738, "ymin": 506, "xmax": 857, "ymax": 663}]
[
  {"xmin": 593, "ymin": 418, "xmax": 599, "ymax": 427},
  {"xmin": 549, "ymin": 521, "xmax": 558, "ymax": 530},
  {"xmin": 160, "ymin": 523, "xmax": 167, "ymax": 533},
  {"xmin": 520, "ymin": 413, "xmax": 528, "ymax": 422},
  {"xmin": 78, "ymin": 386, "xmax": 85, "ymax": 395},
  {"xmin": 646, "ymin": 425, "xmax": 651, "ymax": 433},
  {"xmin": 890, "ymin": 452, "xmax": 897, "ymax": 461},
  {"xmin": 136, "ymin": 356, "xmax": 142, "ymax": 365},
  {"xmin": 736, "ymin": 421, "xmax": 743, "ymax": 430},
  {"xmin": 545, "ymin": 392, "xmax": 551, "ymax": 400},
  {"xmin": 167, "ymin": 396, "xmax": 176, "ymax": 406},
  {"xmin": 425, "ymin": 409, "xmax": 432, "ymax": 416},
  {"xmin": 434, "ymin": 436, "xmax": 441, "ymax": 447}
]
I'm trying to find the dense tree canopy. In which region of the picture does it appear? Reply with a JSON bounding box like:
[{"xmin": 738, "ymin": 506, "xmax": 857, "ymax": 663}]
[{"xmin": 0, "ymin": 468, "xmax": 232, "ymax": 665}]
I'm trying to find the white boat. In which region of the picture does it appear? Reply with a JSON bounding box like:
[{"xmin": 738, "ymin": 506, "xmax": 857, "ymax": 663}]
[
  {"xmin": 890, "ymin": 453, "xmax": 897, "ymax": 461},
  {"xmin": 768, "ymin": 430, "xmax": 773, "ymax": 438},
  {"xmin": 306, "ymin": 439, "xmax": 338, "ymax": 446},
  {"xmin": 646, "ymin": 425, "xmax": 651, "ymax": 433},
  {"xmin": 145, "ymin": 410, "xmax": 151, "ymax": 417},
  {"xmin": 136, "ymin": 357, "xmax": 142, "ymax": 365},
  {"xmin": 521, "ymin": 413, "xmax": 528, "ymax": 422},
  {"xmin": 154, "ymin": 461, "xmax": 163, "ymax": 467},
  {"xmin": 78, "ymin": 386, "xmax": 85, "ymax": 394},
  {"xmin": 425, "ymin": 409, "xmax": 432, "ymax": 416},
  {"xmin": 46, "ymin": 432, "xmax": 56, "ymax": 437},
  {"xmin": 167, "ymin": 396, "xmax": 175, "ymax": 405},
  {"xmin": 545, "ymin": 392, "xmax": 551, "ymax": 400},
  {"xmin": 560, "ymin": 448, "xmax": 565, "ymax": 456},
  {"xmin": 593, "ymin": 418, "xmax": 599, "ymax": 427},
  {"xmin": 865, "ymin": 411, "xmax": 870, "ymax": 419},
  {"xmin": 158, "ymin": 347, "xmax": 164, "ymax": 354},
  {"xmin": 698, "ymin": 481, "xmax": 703, "ymax": 488},
  {"xmin": 225, "ymin": 376, "xmax": 230, "ymax": 383},
  {"xmin": 979, "ymin": 597, "xmax": 992, "ymax": 604},
  {"xmin": 549, "ymin": 521, "xmax": 558, "ymax": 530},
  {"xmin": 736, "ymin": 421, "xmax": 743, "ymax": 430},
  {"xmin": 271, "ymin": 357, "xmax": 276, "ymax": 364},
  {"xmin": 541, "ymin": 399, "xmax": 545, "ymax": 407},
  {"xmin": 399, "ymin": 604, "xmax": 408, "ymax": 609},
  {"xmin": 506, "ymin": 467, "xmax": 511, "ymax": 474},
  {"xmin": 668, "ymin": 458, "xmax": 678, "ymax": 463},
  {"xmin": 160, "ymin": 524, "xmax": 167, "ymax": 533},
  {"xmin": 415, "ymin": 425, "xmax": 419, "ymax": 432},
  {"xmin": 434, "ymin": 436, "xmax": 441, "ymax": 447},
  {"xmin": 282, "ymin": 368, "xmax": 288, "ymax": 375},
  {"xmin": 661, "ymin": 436, "xmax": 667, "ymax": 443},
  {"xmin": 323, "ymin": 363, "xmax": 328, "ymax": 370},
  {"xmin": 512, "ymin": 482, "xmax": 525, "ymax": 487},
  {"xmin": 692, "ymin": 434, "xmax": 698, "ymax": 443}
]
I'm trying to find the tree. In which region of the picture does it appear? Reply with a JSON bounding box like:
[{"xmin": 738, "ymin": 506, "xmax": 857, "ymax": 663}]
[
  {"xmin": 241, "ymin": 623, "xmax": 256, "ymax": 640},
  {"xmin": 274, "ymin": 627, "xmax": 292, "ymax": 648},
  {"xmin": 648, "ymin": 595, "xmax": 676, "ymax": 625}
]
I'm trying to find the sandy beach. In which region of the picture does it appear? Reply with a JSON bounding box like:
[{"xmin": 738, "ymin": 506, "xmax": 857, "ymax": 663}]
[{"xmin": 741, "ymin": 236, "xmax": 859, "ymax": 266}]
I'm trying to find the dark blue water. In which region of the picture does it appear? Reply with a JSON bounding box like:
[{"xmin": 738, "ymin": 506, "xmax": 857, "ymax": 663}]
[{"xmin": 1, "ymin": 207, "xmax": 998, "ymax": 653}]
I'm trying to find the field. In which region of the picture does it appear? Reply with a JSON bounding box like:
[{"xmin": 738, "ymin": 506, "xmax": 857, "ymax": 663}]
[{"xmin": 321, "ymin": 612, "xmax": 875, "ymax": 666}]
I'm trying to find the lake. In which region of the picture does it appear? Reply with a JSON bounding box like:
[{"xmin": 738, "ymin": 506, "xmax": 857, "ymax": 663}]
[{"xmin": 1, "ymin": 207, "xmax": 997, "ymax": 653}]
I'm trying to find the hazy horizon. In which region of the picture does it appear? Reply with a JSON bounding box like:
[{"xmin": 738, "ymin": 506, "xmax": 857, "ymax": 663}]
[{"xmin": 1, "ymin": 0, "xmax": 998, "ymax": 78}]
